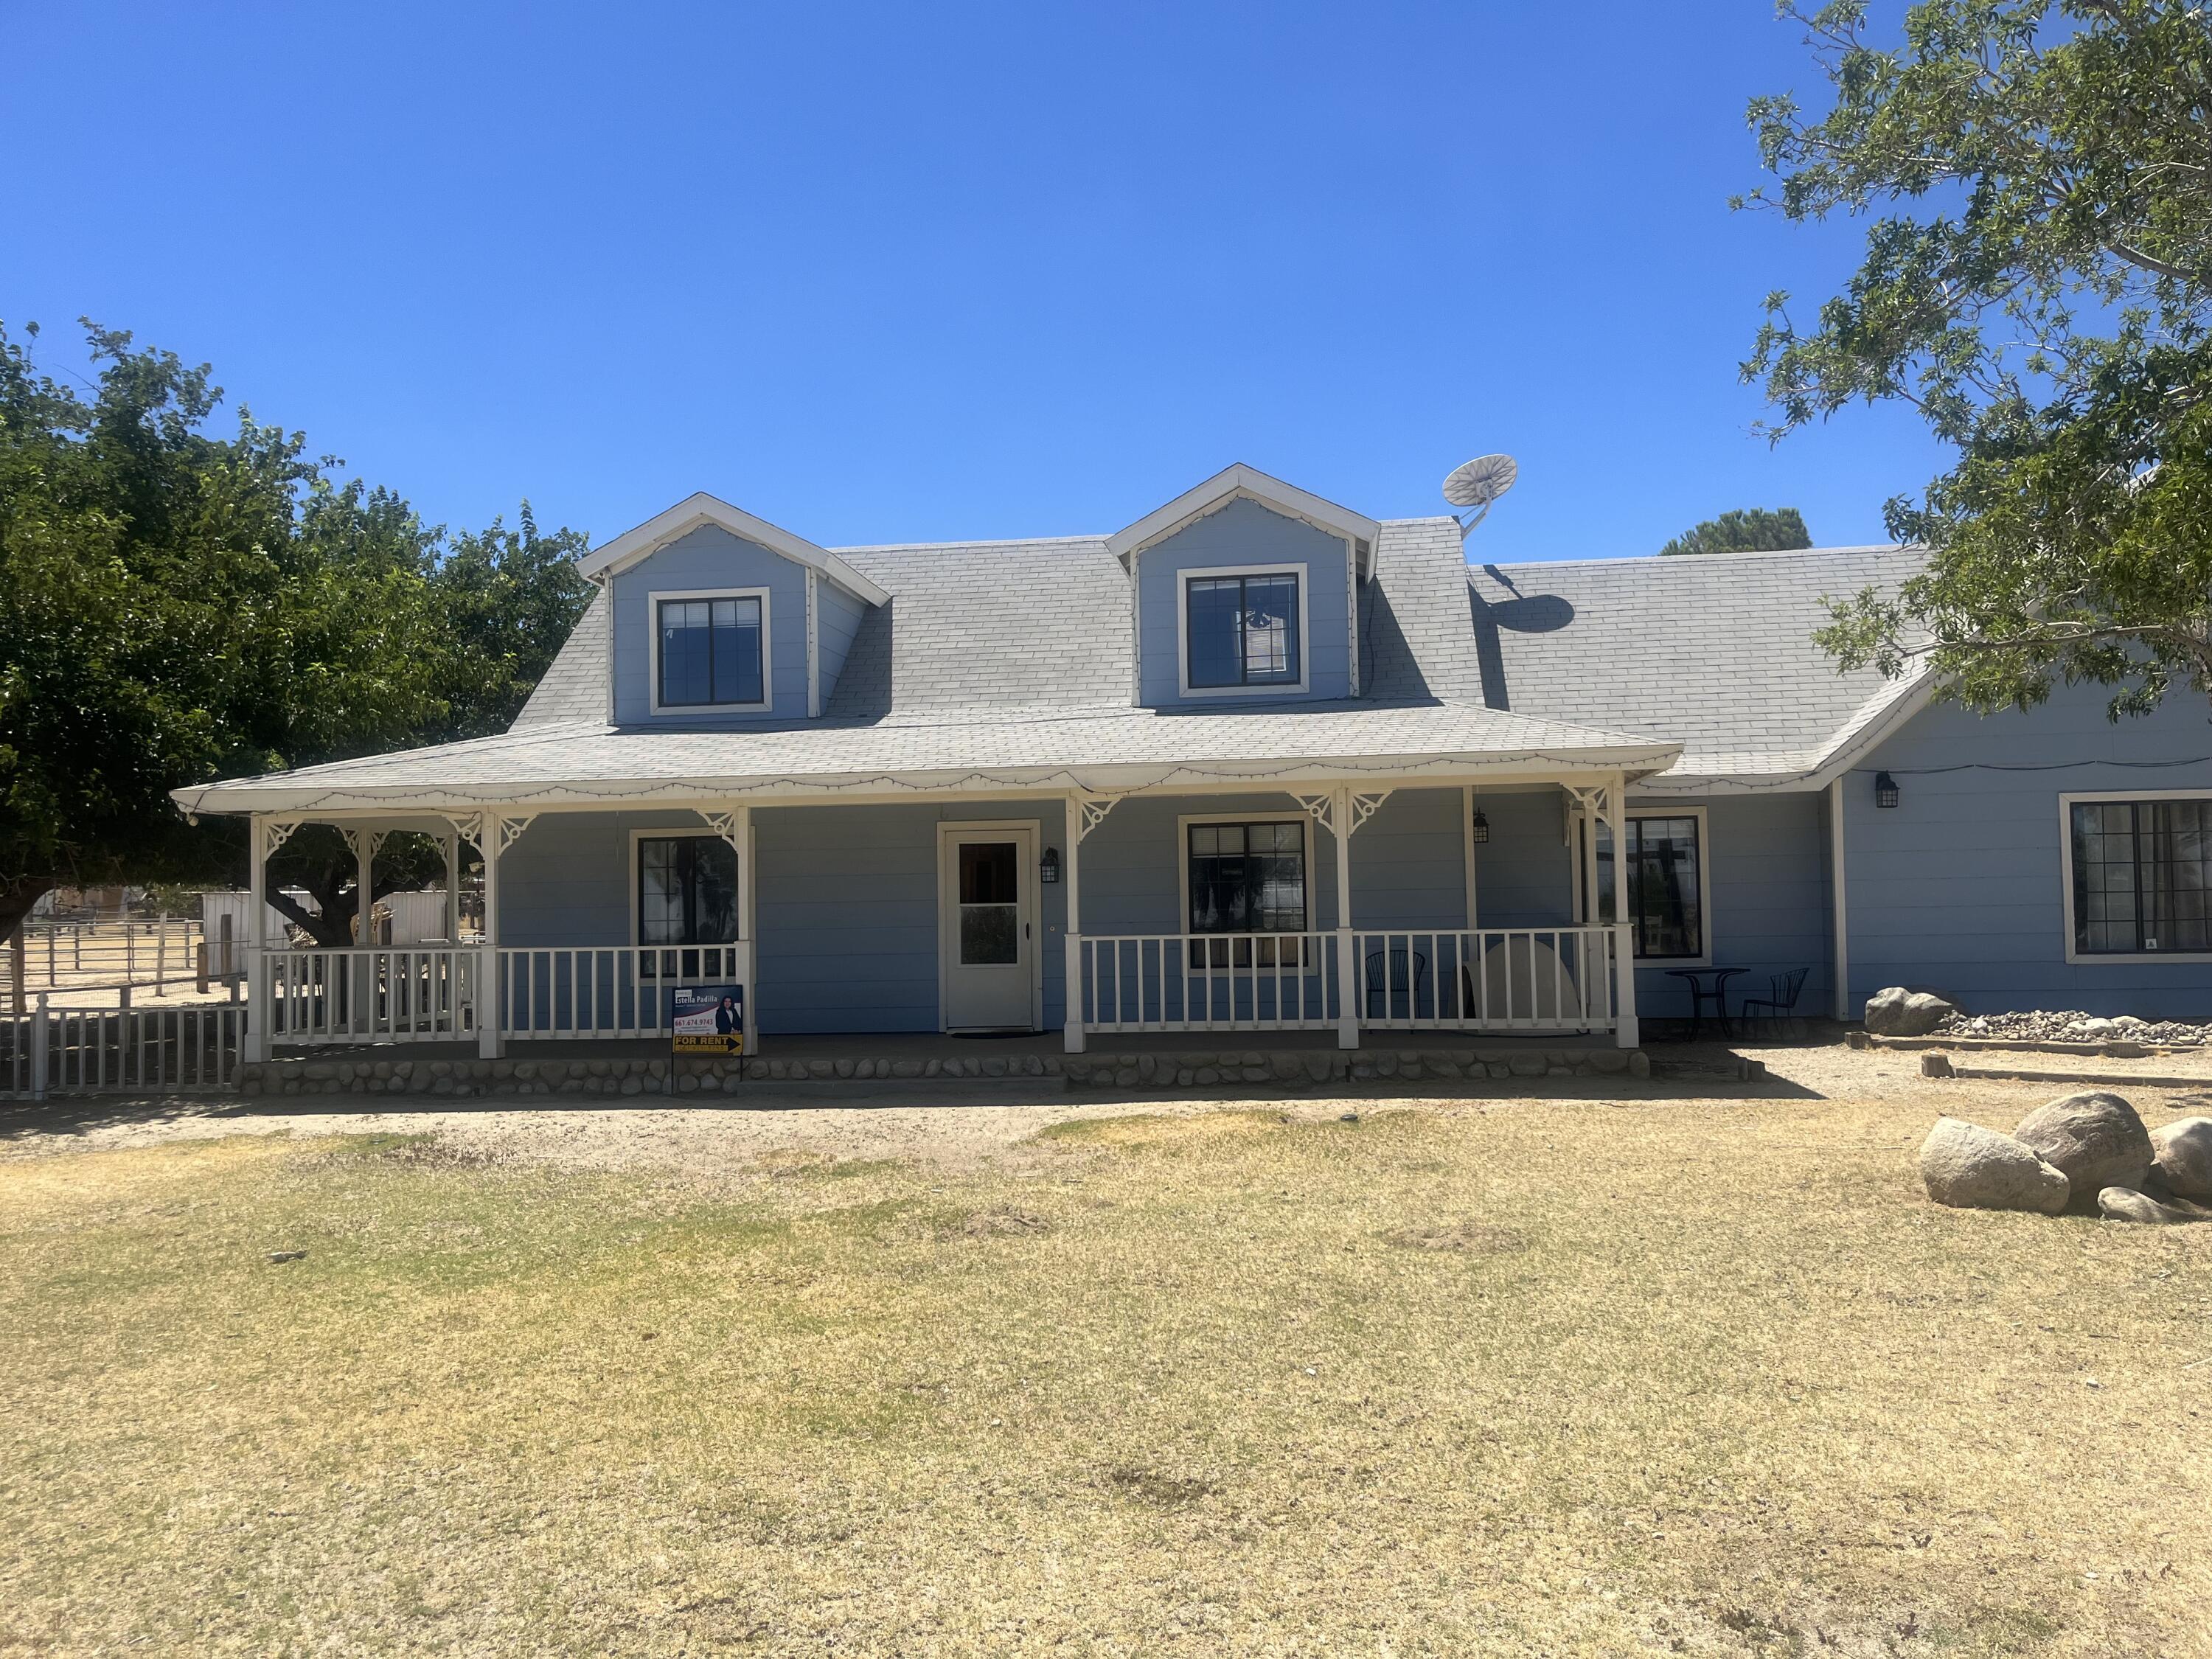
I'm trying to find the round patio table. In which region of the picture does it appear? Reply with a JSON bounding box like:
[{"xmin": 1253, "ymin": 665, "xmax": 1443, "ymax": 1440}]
[{"xmin": 1664, "ymin": 966, "xmax": 1746, "ymax": 1040}]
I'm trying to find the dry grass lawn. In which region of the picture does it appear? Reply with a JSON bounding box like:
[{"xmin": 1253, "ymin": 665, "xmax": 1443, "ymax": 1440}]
[{"xmin": 3, "ymin": 1065, "xmax": 2209, "ymax": 1655}]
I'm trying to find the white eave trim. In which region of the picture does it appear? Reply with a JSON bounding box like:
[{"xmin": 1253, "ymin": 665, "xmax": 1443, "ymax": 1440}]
[
  {"xmin": 577, "ymin": 491, "xmax": 892, "ymax": 607},
  {"xmin": 1106, "ymin": 463, "xmax": 1380, "ymax": 577},
  {"xmin": 167, "ymin": 742, "xmax": 1684, "ymax": 818}
]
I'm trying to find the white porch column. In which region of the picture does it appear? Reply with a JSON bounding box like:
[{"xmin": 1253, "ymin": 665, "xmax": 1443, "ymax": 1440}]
[
  {"xmin": 1829, "ymin": 780, "xmax": 1850, "ymax": 1022},
  {"xmin": 244, "ymin": 815, "xmax": 270, "ymax": 1063},
  {"xmin": 349, "ymin": 827, "xmax": 375, "ymax": 1043},
  {"xmin": 1607, "ymin": 773, "xmax": 1639, "ymax": 1049},
  {"xmin": 1063, "ymin": 790, "xmax": 1084, "ymax": 1054},
  {"xmin": 737, "ymin": 805, "xmax": 757, "ymax": 1050},
  {"xmin": 478, "ymin": 814, "xmax": 504, "ymax": 1059},
  {"xmin": 1333, "ymin": 786, "xmax": 1357, "ymax": 1050},
  {"xmin": 444, "ymin": 829, "xmax": 462, "ymax": 942}
]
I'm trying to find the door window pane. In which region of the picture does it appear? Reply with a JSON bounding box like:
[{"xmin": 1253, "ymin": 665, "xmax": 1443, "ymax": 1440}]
[
  {"xmin": 658, "ymin": 595, "xmax": 764, "ymax": 706},
  {"xmin": 1186, "ymin": 574, "xmax": 1301, "ymax": 688},
  {"xmin": 957, "ymin": 842, "xmax": 1020, "ymax": 965}
]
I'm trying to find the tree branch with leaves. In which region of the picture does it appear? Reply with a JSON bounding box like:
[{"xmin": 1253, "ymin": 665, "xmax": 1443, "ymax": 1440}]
[{"xmin": 1739, "ymin": 0, "xmax": 2212, "ymax": 717}]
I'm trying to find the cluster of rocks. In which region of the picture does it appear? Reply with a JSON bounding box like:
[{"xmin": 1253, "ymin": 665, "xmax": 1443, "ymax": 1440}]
[
  {"xmin": 237, "ymin": 1043, "xmax": 1649, "ymax": 1100},
  {"xmin": 1935, "ymin": 1009, "xmax": 2211, "ymax": 1047},
  {"xmin": 1920, "ymin": 1092, "xmax": 2212, "ymax": 1223}
]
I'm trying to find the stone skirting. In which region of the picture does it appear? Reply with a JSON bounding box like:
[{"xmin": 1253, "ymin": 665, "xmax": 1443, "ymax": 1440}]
[{"xmin": 237, "ymin": 1045, "xmax": 1649, "ymax": 1100}]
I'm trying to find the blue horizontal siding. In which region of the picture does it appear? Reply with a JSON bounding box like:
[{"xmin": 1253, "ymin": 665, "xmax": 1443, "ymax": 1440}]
[{"xmin": 1846, "ymin": 681, "xmax": 2212, "ymax": 1017}]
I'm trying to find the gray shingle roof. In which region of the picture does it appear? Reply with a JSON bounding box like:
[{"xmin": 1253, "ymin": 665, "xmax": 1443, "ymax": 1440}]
[
  {"xmin": 1470, "ymin": 544, "xmax": 1929, "ymax": 787},
  {"xmin": 174, "ymin": 700, "xmax": 1679, "ymax": 815},
  {"xmin": 184, "ymin": 502, "xmax": 1932, "ymax": 815}
]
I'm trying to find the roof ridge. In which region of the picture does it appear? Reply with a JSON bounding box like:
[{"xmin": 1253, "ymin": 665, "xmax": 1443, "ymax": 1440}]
[
  {"xmin": 832, "ymin": 534, "xmax": 1107, "ymax": 554},
  {"xmin": 1477, "ymin": 543, "xmax": 1913, "ymax": 577}
]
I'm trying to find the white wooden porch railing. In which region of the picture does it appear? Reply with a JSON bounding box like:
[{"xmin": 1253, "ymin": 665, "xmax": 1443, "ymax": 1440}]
[
  {"xmin": 2, "ymin": 996, "xmax": 246, "ymax": 1099},
  {"xmin": 1352, "ymin": 927, "xmax": 1616, "ymax": 1032},
  {"xmin": 495, "ymin": 945, "xmax": 748, "ymax": 1040},
  {"xmin": 1073, "ymin": 925, "xmax": 1621, "ymax": 1037},
  {"xmin": 267, "ymin": 947, "xmax": 476, "ymax": 1044},
  {"xmin": 1078, "ymin": 932, "xmax": 1338, "ymax": 1033}
]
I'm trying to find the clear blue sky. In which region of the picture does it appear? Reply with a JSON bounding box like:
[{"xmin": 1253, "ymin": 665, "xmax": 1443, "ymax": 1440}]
[{"xmin": 1, "ymin": 1, "xmax": 1946, "ymax": 563}]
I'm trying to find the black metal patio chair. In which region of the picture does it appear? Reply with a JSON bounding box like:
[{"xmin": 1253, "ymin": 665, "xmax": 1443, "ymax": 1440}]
[
  {"xmin": 1739, "ymin": 966, "xmax": 1810, "ymax": 1025},
  {"xmin": 1364, "ymin": 947, "xmax": 1429, "ymax": 1020}
]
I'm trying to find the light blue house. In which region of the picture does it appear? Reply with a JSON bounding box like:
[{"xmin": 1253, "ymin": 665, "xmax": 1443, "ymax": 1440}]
[{"xmin": 175, "ymin": 464, "xmax": 2212, "ymax": 1060}]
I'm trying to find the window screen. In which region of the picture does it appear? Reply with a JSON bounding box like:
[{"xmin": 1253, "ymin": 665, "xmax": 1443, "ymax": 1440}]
[
  {"xmin": 658, "ymin": 596, "xmax": 764, "ymax": 706},
  {"xmin": 2071, "ymin": 798, "xmax": 2212, "ymax": 954},
  {"xmin": 1186, "ymin": 573, "xmax": 1301, "ymax": 689},
  {"xmin": 1595, "ymin": 816, "xmax": 1704, "ymax": 960}
]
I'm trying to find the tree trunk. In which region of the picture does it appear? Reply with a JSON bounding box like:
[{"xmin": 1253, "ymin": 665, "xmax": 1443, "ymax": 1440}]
[{"xmin": 0, "ymin": 879, "xmax": 58, "ymax": 950}]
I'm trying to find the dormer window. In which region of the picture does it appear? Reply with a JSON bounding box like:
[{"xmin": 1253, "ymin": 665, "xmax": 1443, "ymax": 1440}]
[
  {"xmin": 652, "ymin": 588, "xmax": 770, "ymax": 712},
  {"xmin": 1180, "ymin": 566, "xmax": 1307, "ymax": 695}
]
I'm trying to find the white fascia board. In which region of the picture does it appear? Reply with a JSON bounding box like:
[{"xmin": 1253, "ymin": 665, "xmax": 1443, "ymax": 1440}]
[
  {"xmin": 577, "ymin": 491, "xmax": 891, "ymax": 607},
  {"xmin": 168, "ymin": 742, "xmax": 1683, "ymax": 818},
  {"xmin": 1105, "ymin": 463, "xmax": 1381, "ymax": 575}
]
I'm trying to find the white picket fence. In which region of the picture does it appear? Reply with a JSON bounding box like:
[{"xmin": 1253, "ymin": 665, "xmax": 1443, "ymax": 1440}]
[
  {"xmin": 265, "ymin": 948, "xmax": 476, "ymax": 1044},
  {"xmin": 496, "ymin": 945, "xmax": 749, "ymax": 1039},
  {"xmin": 1352, "ymin": 928, "xmax": 1617, "ymax": 1032},
  {"xmin": 1077, "ymin": 932, "xmax": 1338, "ymax": 1033},
  {"xmin": 1, "ymin": 996, "xmax": 246, "ymax": 1099}
]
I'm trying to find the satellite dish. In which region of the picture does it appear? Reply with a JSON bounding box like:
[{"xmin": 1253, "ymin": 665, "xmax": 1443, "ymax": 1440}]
[{"xmin": 1442, "ymin": 453, "xmax": 1518, "ymax": 537}]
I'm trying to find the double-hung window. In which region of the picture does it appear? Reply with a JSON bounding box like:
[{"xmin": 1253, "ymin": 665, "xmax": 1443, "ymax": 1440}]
[
  {"xmin": 1184, "ymin": 570, "xmax": 1303, "ymax": 691},
  {"xmin": 1592, "ymin": 813, "xmax": 1705, "ymax": 961},
  {"xmin": 637, "ymin": 835, "xmax": 740, "ymax": 978},
  {"xmin": 2068, "ymin": 796, "xmax": 2212, "ymax": 956},
  {"xmin": 656, "ymin": 593, "xmax": 765, "ymax": 709},
  {"xmin": 1186, "ymin": 819, "xmax": 1307, "ymax": 967}
]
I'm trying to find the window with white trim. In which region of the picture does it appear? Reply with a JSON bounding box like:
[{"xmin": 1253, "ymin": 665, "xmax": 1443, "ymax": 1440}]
[
  {"xmin": 657, "ymin": 594, "xmax": 765, "ymax": 707},
  {"xmin": 1593, "ymin": 814, "xmax": 1705, "ymax": 960},
  {"xmin": 1186, "ymin": 819, "xmax": 1307, "ymax": 967},
  {"xmin": 637, "ymin": 835, "xmax": 740, "ymax": 979},
  {"xmin": 1186, "ymin": 572, "xmax": 1301, "ymax": 689},
  {"xmin": 2070, "ymin": 796, "xmax": 2212, "ymax": 954}
]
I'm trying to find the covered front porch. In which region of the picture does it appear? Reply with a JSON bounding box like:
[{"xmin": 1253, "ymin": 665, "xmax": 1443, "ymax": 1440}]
[{"xmin": 228, "ymin": 771, "xmax": 1647, "ymax": 1063}]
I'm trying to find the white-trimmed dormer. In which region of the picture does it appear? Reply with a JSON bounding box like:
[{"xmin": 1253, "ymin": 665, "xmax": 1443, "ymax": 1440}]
[
  {"xmin": 1110, "ymin": 465, "xmax": 1377, "ymax": 709},
  {"xmin": 586, "ymin": 493, "xmax": 885, "ymax": 726}
]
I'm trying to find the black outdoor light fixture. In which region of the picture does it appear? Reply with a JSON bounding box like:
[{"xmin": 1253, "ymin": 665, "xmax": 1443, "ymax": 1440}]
[
  {"xmin": 1874, "ymin": 771, "xmax": 1901, "ymax": 809},
  {"xmin": 1040, "ymin": 846, "xmax": 1061, "ymax": 883},
  {"xmin": 1470, "ymin": 806, "xmax": 1491, "ymax": 844}
]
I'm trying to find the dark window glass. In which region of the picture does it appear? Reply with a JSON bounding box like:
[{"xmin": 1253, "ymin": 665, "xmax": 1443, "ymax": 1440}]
[
  {"xmin": 658, "ymin": 596, "xmax": 764, "ymax": 706},
  {"xmin": 2071, "ymin": 799, "xmax": 2212, "ymax": 954},
  {"xmin": 639, "ymin": 837, "xmax": 740, "ymax": 947},
  {"xmin": 1187, "ymin": 821, "xmax": 1307, "ymax": 967},
  {"xmin": 1595, "ymin": 817, "xmax": 1703, "ymax": 959},
  {"xmin": 1186, "ymin": 573, "xmax": 1301, "ymax": 689},
  {"xmin": 956, "ymin": 841, "xmax": 1020, "ymax": 965}
]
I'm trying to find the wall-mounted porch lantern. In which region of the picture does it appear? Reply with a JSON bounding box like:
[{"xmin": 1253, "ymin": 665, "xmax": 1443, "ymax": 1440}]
[
  {"xmin": 1874, "ymin": 771, "xmax": 1900, "ymax": 809},
  {"xmin": 1040, "ymin": 846, "xmax": 1061, "ymax": 883},
  {"xmin": 1470, "ymin": 807, "xmax": 1490, "ymax": 844}
]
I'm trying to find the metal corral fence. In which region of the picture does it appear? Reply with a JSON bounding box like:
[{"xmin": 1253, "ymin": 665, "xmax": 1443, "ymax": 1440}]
[
  {"xmin": 4, "ymin": 918, "xmax": 209, "ymax": 994},
  {"xmin": 1, "ymin": 995, "xmax": 246, "ymax": 1099}
]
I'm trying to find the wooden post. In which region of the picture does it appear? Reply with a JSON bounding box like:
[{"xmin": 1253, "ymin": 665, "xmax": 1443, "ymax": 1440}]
[
  {"xmin": 478, "ymin": 816, "xmax": 503, "ymax": 1059},
  {"xmin": 10, "ymin": 926, "xmax": 24, "ymax": 1018},
  {"xmin": 30, "ymin": 990, "xmax": 49, "ymax": 1101},
  {"xmin": 1063, "ymin": 790, "xmax": 1085, "ymax": 1054},
  {"xmin": 1333, "ymin": 787, "xmax": 1358, "ymax": 1050},
  {"xmin": 244, "ymin": 819, "xmax": 269, "ymax": 1064},
  {"xmin": 1607, "ymin": 773, "xmax": 1638, "ymax": 1049},
  {"xmin": 156, "ymin": 917, "xmax": 167, "ymax": 996},
  {"xmin": 445, "ymin": 830, "xmax": 462, "ymax": 942},
  {"xmin": 196, "ymin": 939, "xmax": 209, "ymax": 995}
]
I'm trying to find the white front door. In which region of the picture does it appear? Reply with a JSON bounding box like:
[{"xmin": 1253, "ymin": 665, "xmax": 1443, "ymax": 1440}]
[{"xmin": 939, "ymin": 826, "xmax": 1037, "ymax": 1032}]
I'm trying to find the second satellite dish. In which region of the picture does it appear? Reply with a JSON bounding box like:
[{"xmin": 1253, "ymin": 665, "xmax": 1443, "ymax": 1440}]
[{"xmin": 1443, "ymin": 453, "xmax": 1518, "ymax": 537}]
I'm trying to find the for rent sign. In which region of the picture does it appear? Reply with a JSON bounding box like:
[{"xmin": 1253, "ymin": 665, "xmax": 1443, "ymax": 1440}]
[{"xmin": 671, "ymin": 984, "xmax": 744, "ymax": 1056}]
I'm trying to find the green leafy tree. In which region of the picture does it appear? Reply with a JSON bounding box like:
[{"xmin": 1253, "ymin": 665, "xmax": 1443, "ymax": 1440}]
[
  {"xmin": 1740, "ymin": 0, "xmax": 2212, "ymax": 716},
  {"xmin": 0, "ymin": 319, "xmax": 590, "ymax": 946},
  {"xmin": 1659, "ymin": 507, "xmax": 1813, "ymax": 556}
]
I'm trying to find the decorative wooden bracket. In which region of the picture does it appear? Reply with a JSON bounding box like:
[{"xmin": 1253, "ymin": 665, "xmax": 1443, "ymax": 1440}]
[
  {"xmin": 493, "ymin": 814, "xmax": 536, "ymax": 856},
  {"xmin": 1291, "ymin": 793, "xmax": 1339, "ymax": 835},
  {"xmin": 1348, "ymin": 790, "xmax": 1394, "ymax": 835},
  {"xmin": 1075, "ymin": 793, "xmax": 1124, "ymax": 841},
  {"xmin": 696, "ymin": 810, "xmax": 745, "ymax": 853},
  {"xmin": 262, "ymin": 819, "xmax": 302, "ymax": 856}
]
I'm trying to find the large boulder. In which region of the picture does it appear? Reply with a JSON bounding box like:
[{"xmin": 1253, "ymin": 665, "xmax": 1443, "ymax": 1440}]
[
  {"xmin": 1865, "ymin": 986, "xmax": 1958, "ymax": 1037},
  {"xmin": 2151, "ymin": 1116, "xmax": 2212, "ymax": 1200},
  {"xmin": 2097, "ymin": 1186, "xmax": 2203, "ymax": 1225},
  {"xmin": 2013, "ymin": 1091, "xmax": 2154, "ymax": 1203},
  {"xmin": 1919, "ymin": 1117, "xmax": 2069, "ymax": 1212}
]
